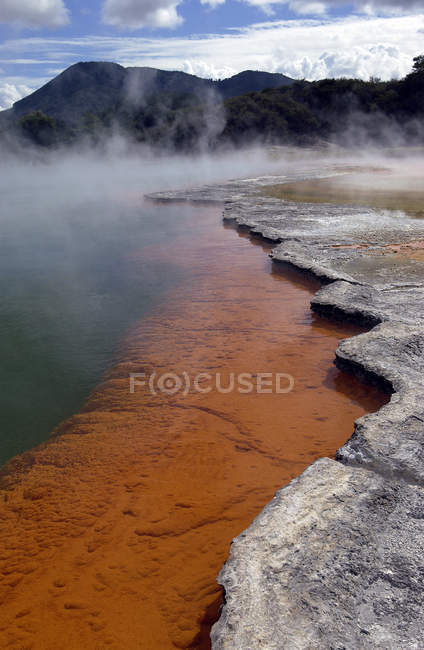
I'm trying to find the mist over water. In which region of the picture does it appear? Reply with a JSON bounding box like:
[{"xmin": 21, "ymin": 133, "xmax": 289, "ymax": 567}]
[
  {"xmin": 1, "ymin": 143, "xmax": 422, "ymax": 466},
  {"xmin": 0, "ymin": 147, "xmax": 304, "ymax": 466},
  {"xmin": 0, "ymin": 197, "xmax": 191, "ymax": 466}
]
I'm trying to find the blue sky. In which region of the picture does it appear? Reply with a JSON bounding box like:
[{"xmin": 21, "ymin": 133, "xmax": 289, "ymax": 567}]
[{"xmin": 0, "ymin": 0, "xmax": 423, "ymax": 109}]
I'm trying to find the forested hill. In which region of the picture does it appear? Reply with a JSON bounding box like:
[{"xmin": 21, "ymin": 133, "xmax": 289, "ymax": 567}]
[
  {"xmin": 216, "ymin": 70, "xmax": 294, "ymax": 98},
  {"xmin": 0, "ymin": 62, "xmax": 294, "ymax": 149},
  {"xmin": 2, "ymin": 56, "xmax": 424, "ymax": 151},
  {"xmin": 223, "ymin": 62, "xmax": 424, "ymax": 147},
  {"xmin": 8, "ymin": 62, "xmax": 294, "ymax": 123}
]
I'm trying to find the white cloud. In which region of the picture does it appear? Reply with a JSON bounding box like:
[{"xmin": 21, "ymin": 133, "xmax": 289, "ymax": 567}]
[
  {"xmin": 102, "ymin": 0, "xmax": 184, "ymax": 30},
  {"xmin": 0, "ymin": 58, "xmax": 61, "ymax": 64},
  {"xmin": 0, "ymin": 14, "xmax": 422, "ymax": 93},
  {"xmin": 318, "ymin": 0, "xmax": 424, "ymax": 13},
  {"xmin": 272, "ymin": 43, "xmax": 411, "ymax": 80},
  {"xmin": 200, "ymin": 0, "xmax": 226, "ymax": 7},
  {"xmin": 0, "ymin": 82, "xmax": 32, "ymax": 110},
  {"xmin": 290, "ymin": 1, "xmax": 327, "ymax": 14},
  {"xmin": 0, "ymin": 0, "xmax": 69, "ymax": 28},
  {"xmin": 243, "ymin": 1, "xmax": 276, "ymax": 16},
  {"xmin": 238, "ymin": 17, "xmax": 419, "ymax": 79},
  {"xmin": 181, "ymin": 59, "xmax": 237, "ymax": 79},
  {"xmin": 203, "ymin": 0, "xmax": 424, "ymax": 17},
  {"xmin": 103, "ymin": 15, "xmax": 424, "ymax": 80}
]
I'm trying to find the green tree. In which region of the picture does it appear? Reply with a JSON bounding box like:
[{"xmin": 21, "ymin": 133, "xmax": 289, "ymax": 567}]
[
  {"xmin": 412, "ymin": 55, "xmax": 424, "ymax": 73},
  {"xmin": 18, "ymin": 111, "xmax": 57, "ymax": 147}
]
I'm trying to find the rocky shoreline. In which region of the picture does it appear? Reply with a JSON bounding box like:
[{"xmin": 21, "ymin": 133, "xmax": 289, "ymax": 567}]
[{"xmin": 149, "ymin": 167, "xmax": 424, "ymax": 649}]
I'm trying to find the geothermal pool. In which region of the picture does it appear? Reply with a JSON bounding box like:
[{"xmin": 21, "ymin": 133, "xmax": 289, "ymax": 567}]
[
  {"xmin": 0, "ymin": 192, "xmax": 200, "ymax": 465},
  {"xmin": 0, "ymin": 179, "xmax": 387, "ymax": 648}
]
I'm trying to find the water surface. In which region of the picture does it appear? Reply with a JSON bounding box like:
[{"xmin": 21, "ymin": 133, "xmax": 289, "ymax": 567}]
[
  {"xmin": 0, "ymin": 191, "xmax": 205, "ymax": 465},
  {"xmin": 264, "ymin": 166, "xmax": 424, "ymax": 217},
  {"xmin": 0, "ymin": 199, "xmax": 387, "ymax": 649}
]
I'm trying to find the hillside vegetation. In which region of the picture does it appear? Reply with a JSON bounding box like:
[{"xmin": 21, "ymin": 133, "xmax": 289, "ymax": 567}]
[
  {"xmin": 1, "ymin": 57, "xmax": 424, "ymax": 151},
  {"xmin": 223, "ymin": 56, "xmax": 424, "ymax": 147}
]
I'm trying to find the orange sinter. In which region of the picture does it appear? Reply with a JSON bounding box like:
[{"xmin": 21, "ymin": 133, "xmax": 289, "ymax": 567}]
[{"xmin": 0, "ymin": 206, "xmax": 388, "ymax": 649}]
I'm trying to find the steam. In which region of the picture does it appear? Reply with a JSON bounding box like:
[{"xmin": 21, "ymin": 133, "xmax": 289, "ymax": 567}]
[
  {"xmin": 119, "ymin": 67, "xmax": 227, "ymax": 152},
  {"xmin": 124, "ymin": 67, "xmax": 160, "ymax": 110},
  {"xmin": 0, "ymin": 139, "xmax": 423, "ymax": 468},
  {"xmin": 0, "ymin": 144, "xmax": 290, "ymax": 200},
  {"xmin": 1, "ymin": 138, "xmax": 423, "ymax": 203},
  {"xmin": 0, "ymin": 141, "xmax": 320, "ymax": 466}
]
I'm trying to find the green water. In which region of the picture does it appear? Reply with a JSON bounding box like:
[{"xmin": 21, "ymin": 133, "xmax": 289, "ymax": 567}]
[{"xmin": 0, "ymin": 185, "xmax": 204, "ymax": 466}]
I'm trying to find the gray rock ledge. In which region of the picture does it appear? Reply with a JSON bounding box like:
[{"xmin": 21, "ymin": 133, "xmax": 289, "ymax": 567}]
[
  {"xmin": 211, "ymin": 458, "xmax": 424, "ymax": 650},
  {"xmin": 148, "ymin": 169, "xmax": 424, "ymax": 649}
]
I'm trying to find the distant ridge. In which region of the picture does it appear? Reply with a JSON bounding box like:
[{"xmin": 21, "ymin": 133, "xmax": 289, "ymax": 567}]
[
  {"xmin": 3, "ymin": 57, "xmax": 424, "ymax": 152},
  {"xmin": 216, "ymin": 70, "xmax": 294, "ymax": 98},
  {"xmin": 11, "ymin": 61, "xmax": 295, "ymax": 123}
]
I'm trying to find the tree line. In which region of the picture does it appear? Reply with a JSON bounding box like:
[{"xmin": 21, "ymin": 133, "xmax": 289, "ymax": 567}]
[{"xmin": 7, "ymin": 55, "xmax": 424, "ymax": 150}]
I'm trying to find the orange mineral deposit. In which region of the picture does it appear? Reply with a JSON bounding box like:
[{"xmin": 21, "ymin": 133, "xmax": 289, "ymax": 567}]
[{"xmin": 0, "ymin": 206, "xmax": 387, "ymax": 649}]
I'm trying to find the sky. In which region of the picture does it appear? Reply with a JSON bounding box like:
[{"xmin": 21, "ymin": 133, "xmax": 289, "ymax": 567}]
[{"xmin": 0, "ymin": 0, "xmax": 423, "ymax": 110}]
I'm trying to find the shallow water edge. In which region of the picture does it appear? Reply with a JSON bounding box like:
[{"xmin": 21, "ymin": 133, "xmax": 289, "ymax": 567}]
[
  {"xmin": 0, "ymin": 192, "xmax": 389, "ymax": 650},
  {"xmin": 152, "ymin": 176, "xmax": 424, "ymax": 649}
]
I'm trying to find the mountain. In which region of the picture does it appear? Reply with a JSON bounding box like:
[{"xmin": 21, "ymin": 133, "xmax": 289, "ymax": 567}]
[
  {"xmin": 222, "ymin": 71, "xmax": 424, "ymax": 147},
  {"xmin": 216, "ymin": 70, "xmax": 293, "ymax": 98},
  {"xmin": 10, "ymin": 61, "xmax": 295, "ymax": 124},
  {"xmin": 12, "ymin": 62, "xmax": 127, "ymax": 123},
  {"xmin": 7, "ymin": 59, "xmax": 422, "ymax": 152}
]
